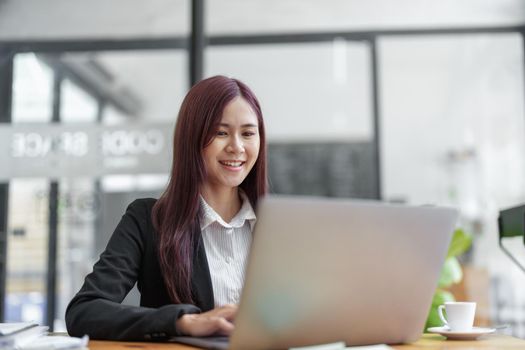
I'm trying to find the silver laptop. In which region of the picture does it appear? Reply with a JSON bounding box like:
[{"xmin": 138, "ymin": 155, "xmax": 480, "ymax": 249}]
[{"xmin": 174, "ymin": 195, "xmax": 458, "ymax": 349}]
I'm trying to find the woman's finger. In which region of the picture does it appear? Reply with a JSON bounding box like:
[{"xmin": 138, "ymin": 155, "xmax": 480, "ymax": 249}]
[
  {"xmin": 215, "ymin": 304, "xmax": 238, "ymax": 319},
  {"xmin": 214, "ymin": 317, "xmax": 235, "ymax": 336}
]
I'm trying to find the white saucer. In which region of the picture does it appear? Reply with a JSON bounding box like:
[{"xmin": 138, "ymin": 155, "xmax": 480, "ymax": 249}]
[{"xmin": 427, "ymin": 326, "xmax": 496, "ymax": 340}]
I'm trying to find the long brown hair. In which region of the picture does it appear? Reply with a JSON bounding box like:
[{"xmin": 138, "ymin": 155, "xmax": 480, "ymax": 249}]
[{"xmin": 152, "ymin": 76, "xmax": 267, "ymax": 304}]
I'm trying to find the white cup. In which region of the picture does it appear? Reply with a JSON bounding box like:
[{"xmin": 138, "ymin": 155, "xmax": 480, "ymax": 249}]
[{"xmin": 438, "ymin": 301, "xmax": 476, "ymax": 331}]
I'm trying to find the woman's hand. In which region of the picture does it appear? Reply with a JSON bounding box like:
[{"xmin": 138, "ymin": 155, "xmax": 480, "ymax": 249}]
[{"xmin": 176, "ymin": 304, "xmax": 238, "ymax": 336}]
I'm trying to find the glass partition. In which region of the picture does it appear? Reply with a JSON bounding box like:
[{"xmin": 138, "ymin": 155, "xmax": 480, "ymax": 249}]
[
  {"xmin": 4, "ymin": 49, "xmax": 186, "ymax": 330},
  {"xmin": 380, "ymin": 33, "xmax": 525, "ymax": 335},
  {"xmin": 206, "ymin": 41, "xmax": 378, "ymax": 198},
  {"xmin": 207, "ymin": 41, "xmax": 372, "ymax": 141}
]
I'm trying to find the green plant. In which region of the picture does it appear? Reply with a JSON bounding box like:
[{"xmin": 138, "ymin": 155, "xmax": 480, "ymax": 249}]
[{"xmin": 425, "ymin": 228, "xmax": 473, "ymax": 330}]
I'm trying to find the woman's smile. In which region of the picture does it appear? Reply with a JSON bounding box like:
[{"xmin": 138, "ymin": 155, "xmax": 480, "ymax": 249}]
[{"xmin": 219, "ymin": 160, "xmax": 246, "ymax": 171}]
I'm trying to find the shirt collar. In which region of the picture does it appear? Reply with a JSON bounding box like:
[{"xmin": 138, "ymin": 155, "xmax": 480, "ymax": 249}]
[{"xmin": 199, "ymin": 190, "xmax": 256, "ymax": 231}]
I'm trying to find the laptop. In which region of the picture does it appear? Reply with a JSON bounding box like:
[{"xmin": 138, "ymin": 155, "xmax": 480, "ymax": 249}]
[{"xmin": 173, "ymin": 195, "xmax": 458, "ymax": 349}]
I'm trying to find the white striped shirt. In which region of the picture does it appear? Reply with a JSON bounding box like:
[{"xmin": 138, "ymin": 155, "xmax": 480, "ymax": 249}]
[{"xmin": 199, "ymin": 192, "xmax": 256, "ymax": 307}]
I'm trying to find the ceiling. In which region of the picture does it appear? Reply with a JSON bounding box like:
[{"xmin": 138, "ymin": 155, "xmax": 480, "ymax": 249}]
[
  {"xmin": 3, "ymin": 0, "xmax": 525, "ymax": 124},
  {"xmin": 0, "ymin": 0, "xmax": 524, "ymax": 40}
]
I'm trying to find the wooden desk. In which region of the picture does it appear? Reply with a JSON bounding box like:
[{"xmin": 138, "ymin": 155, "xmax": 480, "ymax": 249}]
[{"xmin": 88, "ymin": 334, "xmax": 525, "ymax": 349}]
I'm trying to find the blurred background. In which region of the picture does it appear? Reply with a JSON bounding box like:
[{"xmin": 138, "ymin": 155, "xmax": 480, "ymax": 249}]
[{"xmin": 0, "ymin": 0, "xmax": 524, "ymax": 338}]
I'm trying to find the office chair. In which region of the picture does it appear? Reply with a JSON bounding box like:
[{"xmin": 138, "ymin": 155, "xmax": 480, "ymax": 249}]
[{"xmin": 498, "ymin": 204, "xmax": 525, "ymax": 273}]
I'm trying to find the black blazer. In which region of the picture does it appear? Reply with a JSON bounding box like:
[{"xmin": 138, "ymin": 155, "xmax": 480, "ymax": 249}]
[{"xmin": 65, "ymin": 198, "xmax": 214, "ymax": 341}]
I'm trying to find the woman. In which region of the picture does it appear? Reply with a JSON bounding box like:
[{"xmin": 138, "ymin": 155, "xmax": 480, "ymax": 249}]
[{"xmin": 65, "ymin": 75, "xmax": 267, "ymax": 340}]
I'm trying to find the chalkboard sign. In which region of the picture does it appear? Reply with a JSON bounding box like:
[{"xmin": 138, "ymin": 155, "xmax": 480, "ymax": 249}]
[{"xmin": 267, "ymin": 142, "xmax": 378, "ymax": 199}]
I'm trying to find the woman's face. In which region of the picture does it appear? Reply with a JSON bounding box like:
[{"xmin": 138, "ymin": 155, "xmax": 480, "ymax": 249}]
[{"xmin": 202, "ymin": 96, "xmax": 260, "ymax": 193}]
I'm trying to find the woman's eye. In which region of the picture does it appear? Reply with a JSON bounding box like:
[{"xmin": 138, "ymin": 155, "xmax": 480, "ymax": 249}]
[
  {"xmin": 243, "ymin": 131, "xmax": 256, "ymax": 137},
  {"xmin": 216, "ymin": 131, "xmax": 227, "ymax": 136}
]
